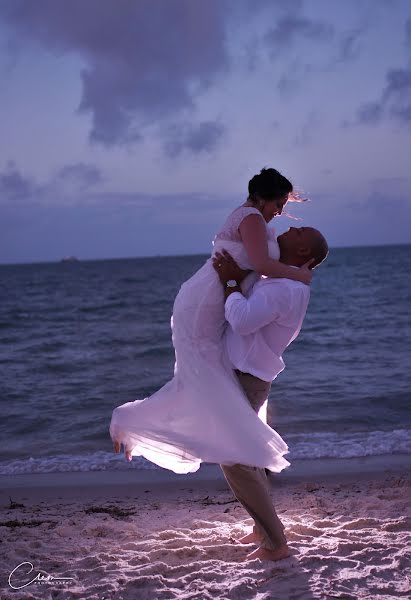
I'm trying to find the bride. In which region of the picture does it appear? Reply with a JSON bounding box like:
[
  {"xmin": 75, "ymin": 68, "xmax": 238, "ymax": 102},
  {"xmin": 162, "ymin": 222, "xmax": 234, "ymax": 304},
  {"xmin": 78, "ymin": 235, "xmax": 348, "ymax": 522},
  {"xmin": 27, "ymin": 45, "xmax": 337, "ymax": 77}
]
[{"xmin": 110, "ymin": 168, "xmax": 312, "ymax": 474}]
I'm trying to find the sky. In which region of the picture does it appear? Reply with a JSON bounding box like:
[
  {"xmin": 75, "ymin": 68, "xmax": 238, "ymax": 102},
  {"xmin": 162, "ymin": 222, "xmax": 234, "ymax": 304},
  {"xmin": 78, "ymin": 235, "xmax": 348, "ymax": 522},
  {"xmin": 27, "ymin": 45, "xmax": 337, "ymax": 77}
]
[{"xmin": 0, "ymin": 0, "xmax": 410, "ymax": 264}]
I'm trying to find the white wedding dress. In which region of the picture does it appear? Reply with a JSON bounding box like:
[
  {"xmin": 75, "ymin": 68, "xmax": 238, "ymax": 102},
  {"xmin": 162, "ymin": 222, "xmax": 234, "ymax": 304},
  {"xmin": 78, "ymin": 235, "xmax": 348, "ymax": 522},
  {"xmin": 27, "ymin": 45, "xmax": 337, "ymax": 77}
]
[{"xmin": 109, "ymin": 206, "xmax": 290, "ymax": 474}]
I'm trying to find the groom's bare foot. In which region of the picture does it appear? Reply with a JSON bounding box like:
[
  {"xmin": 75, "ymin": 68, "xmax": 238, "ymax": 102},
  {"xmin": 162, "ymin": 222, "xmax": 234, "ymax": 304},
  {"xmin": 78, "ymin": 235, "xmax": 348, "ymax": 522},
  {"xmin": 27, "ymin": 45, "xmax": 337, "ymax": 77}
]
[
  {"xmin": 237, "ymin": 531, "xmax": 263, "ymax": 544},
  {"xmin": 246, "ymin": 544, "xmax": 291, "ymax": 562}
]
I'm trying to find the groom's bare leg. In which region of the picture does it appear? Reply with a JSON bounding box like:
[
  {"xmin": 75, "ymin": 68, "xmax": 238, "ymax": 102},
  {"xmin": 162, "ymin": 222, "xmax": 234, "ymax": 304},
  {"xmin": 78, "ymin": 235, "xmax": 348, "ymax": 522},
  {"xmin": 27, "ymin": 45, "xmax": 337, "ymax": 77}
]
[
  {"xmin": 221, "ymin": 370, "xmax": 288, "ymax": 557},
  {"xmin": 239, "ymin": 503, "xmax": 285, "ymax": 544},
  {"xmin": 239, "ymin": 474, "xmax": 274, "ymax": 544},
  {"xmin": 221, "ymin": 462, "xmax": 287, "ymax": 551}
]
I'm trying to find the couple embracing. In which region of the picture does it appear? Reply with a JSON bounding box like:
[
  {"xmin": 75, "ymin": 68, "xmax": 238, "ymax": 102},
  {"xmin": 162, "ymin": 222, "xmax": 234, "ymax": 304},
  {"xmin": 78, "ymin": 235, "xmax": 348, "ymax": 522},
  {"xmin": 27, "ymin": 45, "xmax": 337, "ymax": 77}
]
[{"xmin": 110, "ymin": 167, "xmax": 328, "ymax": 562}]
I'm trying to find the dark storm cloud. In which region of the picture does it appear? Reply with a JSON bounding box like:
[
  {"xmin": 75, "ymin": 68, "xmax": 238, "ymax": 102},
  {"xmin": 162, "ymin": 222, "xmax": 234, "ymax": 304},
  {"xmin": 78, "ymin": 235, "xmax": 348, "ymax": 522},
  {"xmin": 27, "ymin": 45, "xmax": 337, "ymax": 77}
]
[
  {"xmin": 0, "ymin": 0, "xmax": 229, "ymax": 150},
  {"xmin": 357, "ymin": 17, "xmax": 411, "ymax": 126},
  {"xmin": 164, "ymin": 121, "xmax": 225, "ymax": 157}
]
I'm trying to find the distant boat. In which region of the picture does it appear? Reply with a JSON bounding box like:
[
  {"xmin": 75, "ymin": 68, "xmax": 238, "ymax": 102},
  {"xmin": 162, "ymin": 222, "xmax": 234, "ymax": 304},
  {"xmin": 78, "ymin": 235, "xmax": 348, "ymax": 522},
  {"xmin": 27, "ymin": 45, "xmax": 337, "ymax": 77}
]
[{"xmin": 60, "ymin": 256, "xmax": 79, "ymax": 263}]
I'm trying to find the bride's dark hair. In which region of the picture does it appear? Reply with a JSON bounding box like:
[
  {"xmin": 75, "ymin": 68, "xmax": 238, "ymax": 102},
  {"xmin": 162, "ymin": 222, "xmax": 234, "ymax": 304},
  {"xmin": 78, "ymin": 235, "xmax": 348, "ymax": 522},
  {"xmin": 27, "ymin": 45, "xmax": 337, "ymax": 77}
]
[{"xmin": 248, "ymin": 167, "xmax": 304, "ymax": 203}]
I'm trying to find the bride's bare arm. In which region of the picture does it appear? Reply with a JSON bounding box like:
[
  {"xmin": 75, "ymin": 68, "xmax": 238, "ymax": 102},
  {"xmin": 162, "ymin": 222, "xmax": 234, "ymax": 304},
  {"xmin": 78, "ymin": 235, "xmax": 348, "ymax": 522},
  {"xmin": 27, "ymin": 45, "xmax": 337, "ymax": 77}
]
[{"xmin": 238, "ymin": 214, "xmax": 312, "ymax": 285}]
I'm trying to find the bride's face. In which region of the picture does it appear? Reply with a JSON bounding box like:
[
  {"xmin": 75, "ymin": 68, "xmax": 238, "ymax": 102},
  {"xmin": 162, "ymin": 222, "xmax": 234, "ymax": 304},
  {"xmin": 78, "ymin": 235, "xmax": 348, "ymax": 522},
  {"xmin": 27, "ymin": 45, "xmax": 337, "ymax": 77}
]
[{"xmin": 259, "ymin": 195, "xmax": 288, "ymax": 223}]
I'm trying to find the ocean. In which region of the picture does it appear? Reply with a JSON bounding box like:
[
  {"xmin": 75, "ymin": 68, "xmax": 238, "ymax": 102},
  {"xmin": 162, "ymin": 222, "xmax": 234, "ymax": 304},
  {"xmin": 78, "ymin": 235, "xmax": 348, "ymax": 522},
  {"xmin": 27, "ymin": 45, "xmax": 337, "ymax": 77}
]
[{"xmin": 1, "ymin": 245, "xmax": 410, "ymax": 475}]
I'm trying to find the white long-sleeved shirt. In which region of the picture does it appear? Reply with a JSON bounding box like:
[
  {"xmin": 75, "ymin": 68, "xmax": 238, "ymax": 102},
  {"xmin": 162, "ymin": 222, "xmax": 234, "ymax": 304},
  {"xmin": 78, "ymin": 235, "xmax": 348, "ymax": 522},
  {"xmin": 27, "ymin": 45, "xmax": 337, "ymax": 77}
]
[{"xmin": 224, "ymin": 276, "xmax": 310, "ymax": 382}]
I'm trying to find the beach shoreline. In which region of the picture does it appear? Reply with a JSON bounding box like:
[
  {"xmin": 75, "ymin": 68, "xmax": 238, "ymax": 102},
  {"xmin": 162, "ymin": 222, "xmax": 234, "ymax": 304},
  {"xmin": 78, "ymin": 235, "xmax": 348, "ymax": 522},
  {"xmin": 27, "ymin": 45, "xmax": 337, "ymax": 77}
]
[
  {"xmin": 1, "ymin": 455, "xmax": 410, "ymax": 599},
  {"xmin": 1, "ymin": 453, "xmax": 409, "ymax": 502}
]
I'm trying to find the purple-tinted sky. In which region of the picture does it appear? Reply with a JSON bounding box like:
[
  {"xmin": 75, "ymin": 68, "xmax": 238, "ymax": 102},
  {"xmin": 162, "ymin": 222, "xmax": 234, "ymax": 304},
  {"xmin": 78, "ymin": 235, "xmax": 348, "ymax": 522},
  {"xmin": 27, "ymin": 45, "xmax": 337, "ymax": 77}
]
[{"xmin": 1, "ymin": 0, "xmax": 410, "ymax": 263}]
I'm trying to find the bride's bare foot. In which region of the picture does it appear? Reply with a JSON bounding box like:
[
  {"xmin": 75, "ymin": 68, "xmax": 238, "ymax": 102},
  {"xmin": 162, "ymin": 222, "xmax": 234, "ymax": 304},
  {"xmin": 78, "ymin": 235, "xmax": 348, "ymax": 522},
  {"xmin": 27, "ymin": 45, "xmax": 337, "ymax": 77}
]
[
  {"xmin": 246, "ymin": 544, "xmax": 291, "ymax": 562},
  {"xmin": 113, "ymin": 441, "xmax": 132, "ymax": 461},
  {"xmin": 237, "ymin": 531, "xmax": 263, "ymax": 544}
]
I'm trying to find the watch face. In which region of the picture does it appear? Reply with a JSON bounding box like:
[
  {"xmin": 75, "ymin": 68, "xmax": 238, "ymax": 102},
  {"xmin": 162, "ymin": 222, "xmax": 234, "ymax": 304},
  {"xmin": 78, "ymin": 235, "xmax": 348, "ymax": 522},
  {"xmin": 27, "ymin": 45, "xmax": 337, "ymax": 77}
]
[{"xmin": 226, "ymin": 279, "xmax": 238, "ymax": 288}]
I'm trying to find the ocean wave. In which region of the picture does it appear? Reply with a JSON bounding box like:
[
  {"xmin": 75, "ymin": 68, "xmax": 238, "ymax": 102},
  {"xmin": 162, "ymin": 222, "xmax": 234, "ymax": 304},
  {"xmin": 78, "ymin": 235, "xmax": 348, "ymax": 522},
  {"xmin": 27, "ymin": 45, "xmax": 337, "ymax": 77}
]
[
  {"xmin": 0, "ymin": 429, "xmax": 410, "ymax": 475},
  {"xmin": 287, "ymin": 428, "xmax": 411, "ymax": 459},
  {"xmin": 0, "ymin": 451, "xmax": 159, "ymax": 475}
]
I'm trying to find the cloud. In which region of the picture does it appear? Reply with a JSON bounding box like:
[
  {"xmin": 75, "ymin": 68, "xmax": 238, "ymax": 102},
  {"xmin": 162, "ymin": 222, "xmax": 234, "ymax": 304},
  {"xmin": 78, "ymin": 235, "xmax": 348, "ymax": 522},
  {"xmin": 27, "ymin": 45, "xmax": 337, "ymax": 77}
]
[
  {"xmin": 356, "ymin": 17, "xmax": 411, "ymax": 126},
  {"xmin": 367, "ymin": 175, "xmax": 410, "ymax": 200},
  {"xmin": 357, "ymin": 66, "xmax": 411, "ymax": 125},
  {"xmin": 383, "ymin": 67, "xmax": 411, "ymax": 122},
  {"xmin": 277, "ymin": 60, "xmax": 313, "ymax": 94},
  {"xmin": 292, "ymin": 110, "xmax": 321, "ymax": 147},
  {"xmin": 0, "ymin": 161, "xmax": 36, "ymax": 201},
  {"xmin": 0, "ymin": 161, "xmax": 104, "ymax": 205},
  {"xmin": 276, "ymin": 21, "xmax": 367, "ymax": 94},
  {"xmin": 406, "ymin": 16, "xmax": 411, "ymax": 46},
  {"xmin": 263, "ymin": 12, "xmax": 349, "ymax": 93},
  {"xmin": 0, "ymin": 0, "xmax": 229, "ymax": 149},
  {"xmin": 336, "ymin": 27, "xmax": 365, "ymax": 63},
  {"xmin": 346, "ymin": 175, "xmax": 411, "ymax": 215},
  {"xmin": 57, "ymin": 163, "xmax": 104, "ymax": 187},
  {"xmin": 349, "ymin": 192, "xmax": 410, "ymax": 215},
  {"xmin": 0, "ymin": 181, "xmax": 233, "ymax": 263},
  {"xmin": 55, "ymin": 163, "xmax": 104, "ymax": 188},
  {"xmin": 357, "ymin": 101, "xmax": 384, "ymax": 125},
  {"xmin": 164, "ymin": 121, "xmax": 225, "ymax": 157},
  {"xmin": 264, "ymin": 15, "xmax": 334, "ymax": 55}
]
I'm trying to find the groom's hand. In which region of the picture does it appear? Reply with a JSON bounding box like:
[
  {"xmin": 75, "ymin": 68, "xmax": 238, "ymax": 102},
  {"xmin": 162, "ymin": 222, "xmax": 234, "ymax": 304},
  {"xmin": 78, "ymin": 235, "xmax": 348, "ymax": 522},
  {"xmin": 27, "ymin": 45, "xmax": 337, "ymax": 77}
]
[{"xmin": 212, "ymin": 250, "xmax": 251, "ymax": 284}]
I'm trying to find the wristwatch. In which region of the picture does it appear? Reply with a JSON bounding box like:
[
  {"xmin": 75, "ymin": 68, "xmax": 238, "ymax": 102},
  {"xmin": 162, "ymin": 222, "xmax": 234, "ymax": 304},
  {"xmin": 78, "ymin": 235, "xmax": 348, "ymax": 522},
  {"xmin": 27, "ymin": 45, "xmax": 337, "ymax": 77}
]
[{"xmin": 226, "ymin": 279, "xmax": 239, "ymax": 288}]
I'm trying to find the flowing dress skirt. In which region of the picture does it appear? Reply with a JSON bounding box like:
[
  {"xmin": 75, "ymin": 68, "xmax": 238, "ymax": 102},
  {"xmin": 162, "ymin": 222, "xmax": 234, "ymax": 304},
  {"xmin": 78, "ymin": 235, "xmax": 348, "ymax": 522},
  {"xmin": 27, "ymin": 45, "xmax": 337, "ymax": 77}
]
[{"xmin": 109, "ymin": 248, "xmax": 290, "ymax": 474}]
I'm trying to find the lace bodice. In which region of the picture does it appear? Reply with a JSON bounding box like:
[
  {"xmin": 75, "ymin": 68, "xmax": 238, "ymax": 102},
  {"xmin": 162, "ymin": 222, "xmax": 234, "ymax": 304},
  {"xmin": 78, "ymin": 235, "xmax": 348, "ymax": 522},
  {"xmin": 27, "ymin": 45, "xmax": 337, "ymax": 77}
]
[
  {"xmin": 214, "ymin": 206, "xmax": 277, "ymax": 244},
  {"xmin": 212, "ymin": 205, "xmax": 279, "ymax": 272}
]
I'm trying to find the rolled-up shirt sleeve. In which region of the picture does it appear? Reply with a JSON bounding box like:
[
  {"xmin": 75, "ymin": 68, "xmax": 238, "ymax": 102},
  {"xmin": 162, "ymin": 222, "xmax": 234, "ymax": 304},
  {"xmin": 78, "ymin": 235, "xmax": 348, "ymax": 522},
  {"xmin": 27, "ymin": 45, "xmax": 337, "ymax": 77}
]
[{"xmin": 224, "ymin": 285, "xmax": 290, "ymax": 335}]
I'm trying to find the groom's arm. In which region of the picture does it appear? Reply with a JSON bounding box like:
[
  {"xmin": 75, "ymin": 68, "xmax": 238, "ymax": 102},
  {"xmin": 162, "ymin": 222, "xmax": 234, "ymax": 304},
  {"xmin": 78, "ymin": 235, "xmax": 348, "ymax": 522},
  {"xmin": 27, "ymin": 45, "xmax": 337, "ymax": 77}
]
[
  {"xmin": 225, "ymin": 285, "xmax": 290, "ymax": 336},
  {"xmin": 212, "ymin": 250, "xmax": 288, "ymax": 335}
]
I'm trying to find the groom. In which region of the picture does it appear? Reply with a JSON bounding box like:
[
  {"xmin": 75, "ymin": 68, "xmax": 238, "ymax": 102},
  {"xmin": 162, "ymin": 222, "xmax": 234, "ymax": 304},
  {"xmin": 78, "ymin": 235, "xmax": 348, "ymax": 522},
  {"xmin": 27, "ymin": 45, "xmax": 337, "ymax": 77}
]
[{"xmin": 212, "ymin": 226, "xmax": 328, "ymax": 562}]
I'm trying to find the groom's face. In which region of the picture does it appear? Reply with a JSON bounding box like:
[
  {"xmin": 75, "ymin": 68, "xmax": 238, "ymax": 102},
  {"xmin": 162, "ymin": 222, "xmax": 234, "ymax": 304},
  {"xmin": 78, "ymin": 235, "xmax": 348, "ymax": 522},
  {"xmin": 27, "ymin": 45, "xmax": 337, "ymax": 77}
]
[
  {"xmin": 280, "ymin": 226, "xmax": 307, "ymax": 246},
  {"xmin": 279, "ymin": 227, "xmax": 316, "ymax": 256}
]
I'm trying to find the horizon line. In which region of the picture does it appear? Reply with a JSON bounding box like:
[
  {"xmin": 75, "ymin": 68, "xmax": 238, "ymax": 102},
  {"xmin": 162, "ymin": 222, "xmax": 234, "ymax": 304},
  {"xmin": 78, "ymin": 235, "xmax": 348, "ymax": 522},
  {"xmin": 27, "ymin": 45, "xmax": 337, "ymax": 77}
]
[{"xmin": 1, "ymin": 241, "xmax": 410, "ymax": 267}]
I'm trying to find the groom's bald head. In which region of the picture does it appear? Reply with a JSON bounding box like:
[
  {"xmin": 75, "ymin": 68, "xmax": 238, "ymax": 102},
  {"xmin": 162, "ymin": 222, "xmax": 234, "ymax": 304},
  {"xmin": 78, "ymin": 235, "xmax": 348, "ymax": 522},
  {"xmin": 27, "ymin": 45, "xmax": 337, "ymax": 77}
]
[{"xmin": 278, "ymin": 227, "xmax": 328, "ymax": 269}]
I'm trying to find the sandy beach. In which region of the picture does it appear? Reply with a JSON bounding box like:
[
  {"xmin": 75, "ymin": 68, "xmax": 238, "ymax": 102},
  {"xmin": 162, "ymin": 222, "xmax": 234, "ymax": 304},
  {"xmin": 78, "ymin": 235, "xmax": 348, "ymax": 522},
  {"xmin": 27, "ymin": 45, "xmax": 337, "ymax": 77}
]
[{"xmin": 1, "ymin": 456, "xmax": 410, "ymax": 600}]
